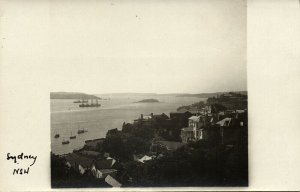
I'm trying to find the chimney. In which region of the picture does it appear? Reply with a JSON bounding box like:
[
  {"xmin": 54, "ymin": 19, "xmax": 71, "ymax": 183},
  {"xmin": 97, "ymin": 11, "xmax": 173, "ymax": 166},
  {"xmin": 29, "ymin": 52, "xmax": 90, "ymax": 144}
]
[
  {"xmin": 151, "ymin": 113, "xmax": 153, "ymax": 118},
  {"xmin": 141, "ymin": 114, "xmax": 143, "ymax": 119}
]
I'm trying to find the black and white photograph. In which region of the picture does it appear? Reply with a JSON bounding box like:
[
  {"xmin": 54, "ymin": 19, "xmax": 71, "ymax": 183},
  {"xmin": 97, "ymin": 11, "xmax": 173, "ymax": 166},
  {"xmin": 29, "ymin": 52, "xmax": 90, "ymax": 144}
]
[
  {"xmin": 49, "ymin": 0, "xmax": 248, "ymax": 188},
  {"xmin": 1, "ymin": 0, "xmax": 300, "ymax": 191}
]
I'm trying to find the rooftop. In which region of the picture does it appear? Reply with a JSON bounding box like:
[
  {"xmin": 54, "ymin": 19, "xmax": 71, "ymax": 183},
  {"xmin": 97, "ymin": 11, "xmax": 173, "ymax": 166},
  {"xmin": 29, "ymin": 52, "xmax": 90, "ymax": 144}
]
[
  {"xmin": 153, "ymin": 113, "xmax": 169, "ymax": 119},
  {"xmin": 65, "ymin": 153, "xmax": 94, "ymax": 168},
  {"xmin": 216, "ymin": 117, "xmax": 232, "ymax": 127},
  {"xmin": 99, "ymin": 169, "xmax": 117, "ymax": 174},
  {"xmin": 95, "ymin": 159, "xmax": 113, "ymax": 170},
  {"xmin": 189, "ymin": 116, "xmax": 201, "ymax": 122},
  {"xmin": 79, "ymin": 150, "xmax": 101, "ymax": 157},
  {"xmin": 138, "ymin": 155, "xmax": 152, "ymax": 163}
]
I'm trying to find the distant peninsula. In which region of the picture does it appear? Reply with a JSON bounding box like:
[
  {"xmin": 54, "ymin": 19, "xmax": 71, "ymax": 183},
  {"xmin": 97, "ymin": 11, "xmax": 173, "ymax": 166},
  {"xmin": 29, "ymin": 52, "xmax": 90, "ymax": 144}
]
[
  {"xmin": 176, "ymin": 91, "xmax": 247, "ymax": 98},
  {"xmin": 50, "ymin": 92, "xmax": 100, "ymax": 100},
  {"xmin": 135, "ymin": 99, "xmax": 159, "ymax": 103}
]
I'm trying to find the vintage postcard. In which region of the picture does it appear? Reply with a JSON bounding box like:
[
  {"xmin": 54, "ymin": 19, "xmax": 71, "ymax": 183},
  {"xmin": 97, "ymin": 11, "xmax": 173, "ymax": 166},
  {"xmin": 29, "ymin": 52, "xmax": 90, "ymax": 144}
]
[{"xmin": 1, "ymin": 0, "xmax": 300, "ymax": 191}]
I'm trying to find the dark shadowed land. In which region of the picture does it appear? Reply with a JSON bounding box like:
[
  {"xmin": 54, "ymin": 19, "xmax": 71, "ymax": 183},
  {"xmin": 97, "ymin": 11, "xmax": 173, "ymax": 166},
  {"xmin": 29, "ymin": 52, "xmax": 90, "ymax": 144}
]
[
  {"xmin": 50, "ymin": 92, "xmax": 100, "ymax": 100},
  {"xmin": 175, "ymin": 91, "xmax": 247, "ymax": 98}
]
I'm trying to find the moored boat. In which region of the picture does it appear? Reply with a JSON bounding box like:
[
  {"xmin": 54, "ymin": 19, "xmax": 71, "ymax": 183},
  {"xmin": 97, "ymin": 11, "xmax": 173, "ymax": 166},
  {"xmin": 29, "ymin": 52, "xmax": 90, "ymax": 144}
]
[
  {"xmin": 62, "ymin": 139, "xmax": 70, "ymax": 145},
  {"xmin": 70, "ymin": 132, "xmax": 76, "ymax": 139},
  {"xmin": 78, "ymin": 128, "xmax": 84, "ymax": 134}
]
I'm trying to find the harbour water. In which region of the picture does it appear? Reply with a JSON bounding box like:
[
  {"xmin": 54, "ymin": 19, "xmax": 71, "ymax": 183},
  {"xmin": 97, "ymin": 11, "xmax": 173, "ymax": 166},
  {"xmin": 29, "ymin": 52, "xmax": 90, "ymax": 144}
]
[{"xmin": 51, "ymin": 95, "xmax": 204, "ymax": 155}]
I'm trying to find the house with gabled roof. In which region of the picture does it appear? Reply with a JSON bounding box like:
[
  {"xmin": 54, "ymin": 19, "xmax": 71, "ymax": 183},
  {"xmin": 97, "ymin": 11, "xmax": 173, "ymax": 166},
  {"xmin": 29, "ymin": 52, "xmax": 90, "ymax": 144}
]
[
  {"xmin": 64, "ymin": 153, "xmax": 94, "ymax": 174},
  {"xmin": 180, "ymin": 115, "xmax": 209, "ymax": 143},
  {"xmin": 91, "ymin": 158, "xmax": 118, "ymax": 179},
  {"xmin": 169, "ymin": 111, "xmax": 192, "ymax": 122},
  {"xmin": 216, "ymin": 117, "xmax": 232, "ymax": 127},
  {"xmin": 214, "ymin": 113, "xmax": 247, "ymax": 145}
]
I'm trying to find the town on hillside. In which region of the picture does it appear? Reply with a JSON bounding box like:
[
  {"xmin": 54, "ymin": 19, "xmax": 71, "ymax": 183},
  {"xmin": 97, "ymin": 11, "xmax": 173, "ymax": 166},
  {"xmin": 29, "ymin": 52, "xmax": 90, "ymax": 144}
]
[{"xmin": 51, "ymin": 92, "xmax": 248, "ymax": 187}]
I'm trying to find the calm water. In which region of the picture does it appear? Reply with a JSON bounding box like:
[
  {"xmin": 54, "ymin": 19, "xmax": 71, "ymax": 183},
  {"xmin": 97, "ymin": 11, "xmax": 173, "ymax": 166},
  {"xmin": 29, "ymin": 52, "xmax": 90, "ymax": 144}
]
[{"xmin": 51, "ymin": 95, "xmax": 205, "ymax": 155}]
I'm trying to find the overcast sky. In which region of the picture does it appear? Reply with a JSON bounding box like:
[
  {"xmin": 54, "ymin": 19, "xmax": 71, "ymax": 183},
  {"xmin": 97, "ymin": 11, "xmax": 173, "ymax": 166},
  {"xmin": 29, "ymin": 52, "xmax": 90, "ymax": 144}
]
[{"xmin": 2, "ymin": 0, "xmax": 246, "ymax": 94}]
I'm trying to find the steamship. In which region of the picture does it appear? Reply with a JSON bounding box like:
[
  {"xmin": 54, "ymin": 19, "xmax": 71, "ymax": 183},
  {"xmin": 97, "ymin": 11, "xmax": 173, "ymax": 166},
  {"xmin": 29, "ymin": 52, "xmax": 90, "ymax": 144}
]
[{"xmin": 79, "ymin": 99, "xmax": 101, "ymax": 107}]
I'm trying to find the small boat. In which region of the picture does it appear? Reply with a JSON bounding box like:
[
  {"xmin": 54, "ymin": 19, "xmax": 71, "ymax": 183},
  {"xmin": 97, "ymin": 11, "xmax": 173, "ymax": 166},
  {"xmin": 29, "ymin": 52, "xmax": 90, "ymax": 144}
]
[
  {"xmin": 54, "ymin": 134, "xmax": 60, "ymax": 138},
  {"xmin": 78, "ymin": 128, "xmax": 84, "ymax": 134},
  {"xmin": 62, "ymin": 139, "xmax": 70, "ymax": 145},
  {"xmin": 70, "ymin": 132, "xmax": 76, "ymax": 139}
]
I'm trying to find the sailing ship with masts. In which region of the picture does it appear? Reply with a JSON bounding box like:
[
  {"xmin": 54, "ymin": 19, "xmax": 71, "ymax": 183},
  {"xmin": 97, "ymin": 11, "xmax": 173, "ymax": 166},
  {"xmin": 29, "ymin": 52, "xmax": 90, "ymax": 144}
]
[
  {"xmin": 70, "ymin": 131, "xmax": 76, "ymax": 139},
  {"xmin": 77, "ymin": 124, "xmax": 88, "ymax": 134},
  {"xmin": 79, "ymin": 99, "xmax": 101, "ymax": 107},
  {"xmin": 74, "ymin": 99, "xmax": 88, "ymax": 103},
  {"xmin": 62, "ymin": 138, "xmax": 70, "ymax": 145}
]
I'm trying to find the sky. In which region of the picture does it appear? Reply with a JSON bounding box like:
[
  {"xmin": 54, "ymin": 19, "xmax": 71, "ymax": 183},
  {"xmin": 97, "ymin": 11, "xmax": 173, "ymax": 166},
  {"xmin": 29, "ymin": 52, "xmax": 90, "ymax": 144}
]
[{"xmin": 1, "ymin": 0, "xmax": 246, "ymax": 94}]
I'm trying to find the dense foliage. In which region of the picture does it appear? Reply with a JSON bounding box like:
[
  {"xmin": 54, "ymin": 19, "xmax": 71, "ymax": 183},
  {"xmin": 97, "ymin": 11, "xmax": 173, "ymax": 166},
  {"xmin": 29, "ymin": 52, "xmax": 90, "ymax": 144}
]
[
  {"xmin": 102, "ymin": 125, "xmax": 154, "ymax": 162},
  {"xmin": 177, "ymin": 92, "xmax": 247, "ymax": 111},
  {"xmin": 51, "ymin": 153, "xmax": 110, "ymax": 188},
  {"xmin": 121, "ymin": 141, "xmax": 248, "ymax": 187},
  {"xmin": 177, "ymin": 101, "xmax": 205, "ymax": 112}
]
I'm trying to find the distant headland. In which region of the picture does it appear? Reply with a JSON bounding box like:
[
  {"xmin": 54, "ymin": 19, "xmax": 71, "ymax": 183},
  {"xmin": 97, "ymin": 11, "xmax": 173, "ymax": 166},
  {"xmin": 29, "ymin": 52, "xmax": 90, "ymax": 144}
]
[{"xmin": 50, "ymin": 92, "xmax": 100, "ymax": 100}]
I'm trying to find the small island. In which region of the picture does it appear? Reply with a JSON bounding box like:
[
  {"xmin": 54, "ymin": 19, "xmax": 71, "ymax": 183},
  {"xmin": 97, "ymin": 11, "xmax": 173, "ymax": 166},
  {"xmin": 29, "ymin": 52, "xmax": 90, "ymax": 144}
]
[{"xmin": 135, "ymin": 99, "xmax": 159, "ymax": 103}]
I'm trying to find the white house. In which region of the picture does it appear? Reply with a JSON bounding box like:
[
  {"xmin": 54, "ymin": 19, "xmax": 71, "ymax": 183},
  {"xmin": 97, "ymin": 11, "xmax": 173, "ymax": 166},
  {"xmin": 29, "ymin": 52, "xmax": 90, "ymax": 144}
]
[
  {"xmin": 181, "ymin": 115, "xmax": 209, "ymax": 143},
  {"xmin": 91, "ymin": 165, "xmax": 117, "ymax": 179},
  {"xmin": 91, "ymin": 158, "xmax": 117, "ymax": 179}
]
